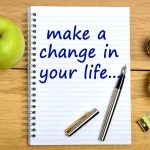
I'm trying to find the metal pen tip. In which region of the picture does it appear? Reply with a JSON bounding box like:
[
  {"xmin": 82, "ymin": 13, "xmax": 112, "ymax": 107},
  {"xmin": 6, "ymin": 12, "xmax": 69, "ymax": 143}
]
[{"xmin": 121, "ymin": 65, "xmax": 127, "ymax": 75}]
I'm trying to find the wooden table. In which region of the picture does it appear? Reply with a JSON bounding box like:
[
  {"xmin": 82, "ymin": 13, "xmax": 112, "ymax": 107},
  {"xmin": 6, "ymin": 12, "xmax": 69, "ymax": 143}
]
[{"xmin": 0, "ymin": 0, "xmax": 150, "ymax": 150}]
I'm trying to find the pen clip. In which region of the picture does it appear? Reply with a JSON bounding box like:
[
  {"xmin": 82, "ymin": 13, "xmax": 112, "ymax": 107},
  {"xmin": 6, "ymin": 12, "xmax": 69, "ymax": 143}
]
[{"xmin": 65, "ymin": 111, "xmax": 90, "ymax": 134}]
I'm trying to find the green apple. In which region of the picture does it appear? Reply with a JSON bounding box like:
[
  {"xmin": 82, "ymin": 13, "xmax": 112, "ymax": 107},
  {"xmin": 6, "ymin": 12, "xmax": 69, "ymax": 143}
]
[{"xmin": 0, "ymin": 16, "xmax": 25, "ymax": 70}]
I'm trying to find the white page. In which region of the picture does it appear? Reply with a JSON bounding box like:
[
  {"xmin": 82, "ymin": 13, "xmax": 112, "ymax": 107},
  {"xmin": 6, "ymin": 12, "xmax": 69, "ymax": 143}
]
[{"xmin": 28, "ymin": 6, "xmax": 131, "ymax": 145}]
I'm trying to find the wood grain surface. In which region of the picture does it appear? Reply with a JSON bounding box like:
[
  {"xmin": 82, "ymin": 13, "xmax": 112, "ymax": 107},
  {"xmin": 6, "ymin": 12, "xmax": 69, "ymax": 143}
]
[{"xmin": 0, "ymin": 0, "xmax": 150, "ymax": 150}]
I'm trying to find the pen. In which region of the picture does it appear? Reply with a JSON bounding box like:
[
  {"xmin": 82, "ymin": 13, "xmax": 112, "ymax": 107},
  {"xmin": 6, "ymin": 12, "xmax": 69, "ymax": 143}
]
[
  {"xmin": 99, "ymin": 65, "xmax": 127, "ymax": 141},
  {"xmin": 65, "ymin": 108, "xmax": 99, "ymax": 136}
]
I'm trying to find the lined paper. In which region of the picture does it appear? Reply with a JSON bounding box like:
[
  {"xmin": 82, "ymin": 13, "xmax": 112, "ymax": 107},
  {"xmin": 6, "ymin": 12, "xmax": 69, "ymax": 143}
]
[{"xmin": 28, "ymin": 6, "xmax": 131, "ymax": 145}]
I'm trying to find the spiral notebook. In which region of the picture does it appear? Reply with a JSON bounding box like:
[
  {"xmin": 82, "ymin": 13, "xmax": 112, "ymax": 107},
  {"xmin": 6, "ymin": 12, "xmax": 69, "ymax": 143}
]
[{"xmin": 28, "ymin": 6, "xmax": 131, "ymax": 145}]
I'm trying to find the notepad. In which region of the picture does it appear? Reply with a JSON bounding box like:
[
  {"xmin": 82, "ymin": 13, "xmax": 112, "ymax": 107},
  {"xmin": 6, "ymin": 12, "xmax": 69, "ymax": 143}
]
[{"xmin": 28, "ymin": 6, "xmax": 131, "ymax": 145}]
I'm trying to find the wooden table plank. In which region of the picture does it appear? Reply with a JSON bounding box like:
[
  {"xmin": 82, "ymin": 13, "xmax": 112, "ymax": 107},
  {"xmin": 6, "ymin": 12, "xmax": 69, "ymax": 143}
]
[
  {"xmin": 0, "ymin": 69, "xmax": 149, "ymax": 150},
  {"xmin": 0, "ymin": 0, "xmax": 150, "ymax": 70}
]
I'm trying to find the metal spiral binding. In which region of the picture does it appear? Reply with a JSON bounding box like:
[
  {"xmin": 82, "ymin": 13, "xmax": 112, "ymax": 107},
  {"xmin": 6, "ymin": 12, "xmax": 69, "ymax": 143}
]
[{"xmin": 30, "ymin": 12, "xmax": 37, "ymax": 138}]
